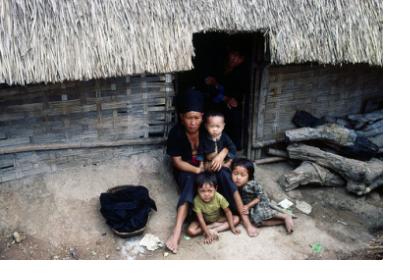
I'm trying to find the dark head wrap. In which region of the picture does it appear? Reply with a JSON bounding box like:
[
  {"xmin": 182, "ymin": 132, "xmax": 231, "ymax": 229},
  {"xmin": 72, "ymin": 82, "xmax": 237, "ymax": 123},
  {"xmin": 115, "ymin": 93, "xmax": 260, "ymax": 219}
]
[{"xmin": 178, "ymin": 87, "xmax": 204, "ymax": 113}]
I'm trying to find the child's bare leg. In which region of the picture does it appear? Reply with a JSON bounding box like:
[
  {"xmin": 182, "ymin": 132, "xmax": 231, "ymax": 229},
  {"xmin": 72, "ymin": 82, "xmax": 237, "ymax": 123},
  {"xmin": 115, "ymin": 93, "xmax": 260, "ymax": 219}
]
[
  {"xmin": 261, "ymin": 214, "xmax": 294, "ymax": 233},
  {"xmin": 260, "ymin": 219, "xmax": 285, "ymax": 227},
  {"xmin": 233, "ymin": 191, "xmax": 259, "ymax": 237},
  {"xmin": 207, "ymin": 217, "xmax": 228, "ymax": 231},
  {"xmin": 208, "ymin": 216, "xmax": 240, "ymax": 233},
  {"xmin": 186, "ymin": 221, "xmax": 203, "ymax": 237}
]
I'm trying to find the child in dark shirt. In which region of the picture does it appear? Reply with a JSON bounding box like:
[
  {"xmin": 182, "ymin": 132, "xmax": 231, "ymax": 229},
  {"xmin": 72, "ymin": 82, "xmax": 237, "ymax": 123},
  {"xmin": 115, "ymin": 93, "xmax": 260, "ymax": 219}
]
[{"xmin": 199, "ymin": 112, "xmax": 237, "ymax": 171}]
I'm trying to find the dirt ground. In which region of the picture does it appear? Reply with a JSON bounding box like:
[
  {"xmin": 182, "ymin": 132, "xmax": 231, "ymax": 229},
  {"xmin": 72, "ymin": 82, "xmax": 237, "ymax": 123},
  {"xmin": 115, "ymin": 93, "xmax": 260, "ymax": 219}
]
[{"xmin": 0, "ymin": 149, "xmax": 382, "ymax": 260}]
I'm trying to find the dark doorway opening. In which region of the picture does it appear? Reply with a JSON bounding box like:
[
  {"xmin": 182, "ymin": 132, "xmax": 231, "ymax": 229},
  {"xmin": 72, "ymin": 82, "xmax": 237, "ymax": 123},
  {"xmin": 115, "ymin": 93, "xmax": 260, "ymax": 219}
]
[{"xmin": 175, "ymin": 31, "xmax": 266, "ymax": 154}]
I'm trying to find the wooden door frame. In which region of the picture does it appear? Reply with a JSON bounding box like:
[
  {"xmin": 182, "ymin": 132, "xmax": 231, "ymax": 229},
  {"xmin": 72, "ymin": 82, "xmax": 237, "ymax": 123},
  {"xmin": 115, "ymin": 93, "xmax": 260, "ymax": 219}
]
[{"xmin": 244, "ymin": 34, "xmax": 269, "ymax": 160}]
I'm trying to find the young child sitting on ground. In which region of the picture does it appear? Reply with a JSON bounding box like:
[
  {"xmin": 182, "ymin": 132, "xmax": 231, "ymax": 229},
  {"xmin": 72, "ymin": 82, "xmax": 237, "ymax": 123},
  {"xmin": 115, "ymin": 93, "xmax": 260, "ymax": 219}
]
[
  {"xmin": 187, "ymin": 172, "xmax": 241, "ymax": 244},
  {"xmin": 231, "ymin": 158, "xmax": 295, "ymax": 233},
  {"xmin": 199, "ymin": 112, "xmax": 236, "ymax": 171}
]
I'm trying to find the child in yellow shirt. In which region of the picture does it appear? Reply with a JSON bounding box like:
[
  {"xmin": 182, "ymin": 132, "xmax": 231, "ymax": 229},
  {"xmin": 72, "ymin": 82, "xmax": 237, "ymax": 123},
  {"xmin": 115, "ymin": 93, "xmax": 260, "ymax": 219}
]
[{"xmin": 187, "ymin": 172, "xmax": 240, "ymax": 244}]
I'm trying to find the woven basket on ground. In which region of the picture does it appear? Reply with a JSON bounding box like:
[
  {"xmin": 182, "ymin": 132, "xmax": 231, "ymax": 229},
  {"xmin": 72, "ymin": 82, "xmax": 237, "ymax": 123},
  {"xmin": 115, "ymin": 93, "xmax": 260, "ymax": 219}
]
[{"xmin": 107, "ymin": 186, "xmax": 146, "ymax": 238}]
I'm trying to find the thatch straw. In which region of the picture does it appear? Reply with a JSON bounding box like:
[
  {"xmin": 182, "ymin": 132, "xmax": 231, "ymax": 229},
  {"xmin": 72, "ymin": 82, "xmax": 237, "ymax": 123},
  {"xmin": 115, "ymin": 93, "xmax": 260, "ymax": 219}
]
[{"xmin": 0, "ymin": 0, "xmax": 382, "ymax": 85}]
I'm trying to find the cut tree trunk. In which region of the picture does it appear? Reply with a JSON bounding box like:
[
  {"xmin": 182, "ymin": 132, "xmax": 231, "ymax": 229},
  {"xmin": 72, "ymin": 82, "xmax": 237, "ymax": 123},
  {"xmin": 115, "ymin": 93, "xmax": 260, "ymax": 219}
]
[
  {"xmin": 278, "ymin": 161, "xmax": 345, "ymax": 191},
  {"xmin": 285, "ymin": 123, "xmax": 356, "ymax": 147},
  {"xmin": 356, "ymin": 120, "xmax": 383, "ymax": 138},
  {"xmin": 287, "ymin": 144, "xmax": 383, "ymax": 195},
  {"xmin": 285, "ymin": 123, "xmax": 379, "ymax": 159},
  {"xmin": 347, "ymin": 110, "xmax": 383, "ymax": 130}
]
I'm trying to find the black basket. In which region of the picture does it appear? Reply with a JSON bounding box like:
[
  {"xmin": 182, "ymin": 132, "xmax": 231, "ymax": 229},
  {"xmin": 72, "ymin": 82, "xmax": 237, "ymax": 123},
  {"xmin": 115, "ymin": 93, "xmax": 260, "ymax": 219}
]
[{"xmin": 106, "ymin": 186, "xmax": 146, "ymax": 238}]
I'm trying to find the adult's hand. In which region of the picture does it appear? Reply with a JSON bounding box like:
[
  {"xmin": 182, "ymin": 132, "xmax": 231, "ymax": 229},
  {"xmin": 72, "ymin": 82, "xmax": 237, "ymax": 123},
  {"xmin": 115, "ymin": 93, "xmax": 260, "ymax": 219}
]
[
  {"xmin": 205, "ymin": 76, "xmax": 218, "ymax": 86},
  {"xmin": 226, "ymin": 97, "xmax": 238, "ymax": 109}
]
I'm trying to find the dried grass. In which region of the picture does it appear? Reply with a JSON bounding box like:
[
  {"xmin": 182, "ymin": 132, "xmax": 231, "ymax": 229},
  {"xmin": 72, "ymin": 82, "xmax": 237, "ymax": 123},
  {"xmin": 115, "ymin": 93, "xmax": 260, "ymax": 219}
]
[{"xmin": 0, "ymin": 0, "xmax": 382, "ymax": 85}]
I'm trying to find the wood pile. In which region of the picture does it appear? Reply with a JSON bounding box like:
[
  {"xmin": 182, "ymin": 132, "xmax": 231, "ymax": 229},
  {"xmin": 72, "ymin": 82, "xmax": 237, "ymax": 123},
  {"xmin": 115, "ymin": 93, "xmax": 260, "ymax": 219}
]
[{"xmin": 275, "ymin": 110, "xmax": 382, "ymax": 195}]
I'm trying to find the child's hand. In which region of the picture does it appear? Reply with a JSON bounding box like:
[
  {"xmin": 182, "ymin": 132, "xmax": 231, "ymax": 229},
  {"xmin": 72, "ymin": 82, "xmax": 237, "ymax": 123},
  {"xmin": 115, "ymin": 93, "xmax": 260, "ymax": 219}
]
[
  {"xmin": 231, "ymin": 227, "xmax": 241, "ymax": 235},
  {"xmin": 204, "ymin": 229, "xmax": 219, "ymax": 244},
  {"xmin": 203, "ymin": 235, "xmax": 214, "ymax": 244},
  {"xmin": 241, "ymin": 205, "xmax": 249, "ymax": 215}
]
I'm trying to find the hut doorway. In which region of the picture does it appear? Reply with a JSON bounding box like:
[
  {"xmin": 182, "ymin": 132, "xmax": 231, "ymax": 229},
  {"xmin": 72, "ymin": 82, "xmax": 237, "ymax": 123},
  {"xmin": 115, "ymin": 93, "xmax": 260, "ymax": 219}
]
[{"xmin": 176, "ymin": 32, "xmax": 267, "ymax": 158}]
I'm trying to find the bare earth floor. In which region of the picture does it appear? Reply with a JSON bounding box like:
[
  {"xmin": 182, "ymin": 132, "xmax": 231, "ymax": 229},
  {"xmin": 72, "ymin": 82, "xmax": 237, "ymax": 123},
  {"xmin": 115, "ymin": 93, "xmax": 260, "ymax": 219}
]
[{"xmin": 0, "ymin": 149, "xmax": 382, "ymax": 260}]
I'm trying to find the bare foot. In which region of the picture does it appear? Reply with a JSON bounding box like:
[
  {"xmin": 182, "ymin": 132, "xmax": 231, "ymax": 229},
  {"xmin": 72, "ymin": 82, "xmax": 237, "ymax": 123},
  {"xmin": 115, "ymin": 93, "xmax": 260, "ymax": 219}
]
[
  {"xmin": 165, "ymin": 233, "xmax": 180, "ymax": 254},
  {"xmin": 245, "ymin": 224, "xmax": 259, "ymax": 237},
  {"xmin": 284, "ymin": 216, "xmax": 294, "ymax": 234},
  {"xmin": 209, "ymin": 229, "xmax": 219, "ymax": 239}
]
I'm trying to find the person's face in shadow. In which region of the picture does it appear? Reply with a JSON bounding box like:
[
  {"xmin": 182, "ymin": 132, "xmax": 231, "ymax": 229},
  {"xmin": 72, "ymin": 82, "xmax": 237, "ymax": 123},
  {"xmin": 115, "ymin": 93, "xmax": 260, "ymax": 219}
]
[
  {"xmin": 228, "ymin": 51, "xmax": 245, "ymax": 69},
  {"xmin": 180, "ymin": 111, "xmax": 203, "ymax": 133}
]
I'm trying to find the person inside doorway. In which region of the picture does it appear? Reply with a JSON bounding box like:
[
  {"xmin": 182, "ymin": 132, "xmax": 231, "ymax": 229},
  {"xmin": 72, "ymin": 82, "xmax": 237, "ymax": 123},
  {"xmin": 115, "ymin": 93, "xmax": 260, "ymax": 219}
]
[{"xmin": 202, "ymin": 45, "xmax": 249, "ymax": 151}]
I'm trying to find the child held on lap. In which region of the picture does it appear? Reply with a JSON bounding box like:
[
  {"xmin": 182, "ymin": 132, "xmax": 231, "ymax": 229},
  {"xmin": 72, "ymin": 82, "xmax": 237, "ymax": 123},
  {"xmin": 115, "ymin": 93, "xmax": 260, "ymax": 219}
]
[
  {"xmin": 231, "ymin": 158, "xmax": 295, "ymax": 233},
  {"xmin": 198, "ymin": 112, "xmax": 236, "ymax": 171},
  {"xmin": 187, "ymin": 172, "xmax": 240, "ymax": 244}
]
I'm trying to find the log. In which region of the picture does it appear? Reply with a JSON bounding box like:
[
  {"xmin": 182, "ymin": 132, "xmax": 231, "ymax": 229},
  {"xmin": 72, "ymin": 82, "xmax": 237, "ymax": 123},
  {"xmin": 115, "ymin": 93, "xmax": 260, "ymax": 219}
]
[
  {"xmin": 254, "ymin": 157, "xmax": 286, "ymax": 165},
  {"xmin": 267, "ymin": 148, "xmax": 289, "ymax": 158},
  {"xmin": 322, "ymin": 116, "xmax": 351, "ymax": 128},
  {"xmin": 369, "ymin": 134, "xmax": 383, "ymax": 149},
  {"xmin": 292, "ymin": 110, "xmax": 325, "ymax": 128},
  {"xmin": 285, "ymin": 123, "xmax": 379, "ymax": 159},
  {"xmin": 345, "ymin": 175, "xmax": 383, "ymax": 196},
  {"xmin": 285, "ymin": 123, "xmax": 356, "ymax": 147},
  {"xmin": 356, "ymin": 120, "xmax": 383, "ymax": 138},
  {"xmin": 0, "ymin": 137, "xmax": 166, "ymax": 155},
  {"xmin": 278, "ymin": 161, "xmax": 345, "ymax": 191},
  {"xmin": 347, "ymin": 110, "xmax": 383, "ymax": 130},
  {"xmin": 287, "ymin": 144, "xmax": 383, "ymax": 195}
]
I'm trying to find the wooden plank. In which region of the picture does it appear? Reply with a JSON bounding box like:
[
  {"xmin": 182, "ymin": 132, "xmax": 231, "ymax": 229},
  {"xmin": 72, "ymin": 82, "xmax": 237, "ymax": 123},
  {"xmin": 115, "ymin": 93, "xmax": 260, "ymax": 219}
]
[
  {"xmin": 0, "ymin": 137, "xmax": 166, "ymax": 155},
  {"xmin": 0, "ymin": 137, "xmax": 31, "ymax": 147},
  {"xmin": 254, "ymin": 157, "xmax": 286, "ymax": 165}
]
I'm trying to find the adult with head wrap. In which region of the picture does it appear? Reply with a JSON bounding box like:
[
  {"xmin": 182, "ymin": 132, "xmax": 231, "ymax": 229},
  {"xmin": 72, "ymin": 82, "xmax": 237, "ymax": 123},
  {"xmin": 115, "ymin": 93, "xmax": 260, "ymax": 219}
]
[{"xmin": 165, "ymin": 88, "xmax": 259, "ymax": 254}]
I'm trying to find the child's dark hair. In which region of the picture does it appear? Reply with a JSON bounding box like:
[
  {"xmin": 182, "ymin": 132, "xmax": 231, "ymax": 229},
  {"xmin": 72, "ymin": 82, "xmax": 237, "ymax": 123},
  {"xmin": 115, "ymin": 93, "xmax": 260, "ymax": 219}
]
[
  {"xmin": 195, "ymin": 172, "xmax": 218, "ymax": 189},
  {"xmin": 231, "ymin": 158, "xmax": 255, "ymax": 180},
  {"xmin": 204, "ymin": 111, "xmax": 225, "ymax": 122}
]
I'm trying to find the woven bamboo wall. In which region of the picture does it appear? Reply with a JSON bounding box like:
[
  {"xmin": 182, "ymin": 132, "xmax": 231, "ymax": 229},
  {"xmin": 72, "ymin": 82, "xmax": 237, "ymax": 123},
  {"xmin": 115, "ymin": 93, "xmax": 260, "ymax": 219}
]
[
  {"xmin": 254, "ymin": 64, "xmax": 382, "ymax": 147},
  {"xmin": 0, "ymin": 74, "xmax": 175, "ymax": 182}
]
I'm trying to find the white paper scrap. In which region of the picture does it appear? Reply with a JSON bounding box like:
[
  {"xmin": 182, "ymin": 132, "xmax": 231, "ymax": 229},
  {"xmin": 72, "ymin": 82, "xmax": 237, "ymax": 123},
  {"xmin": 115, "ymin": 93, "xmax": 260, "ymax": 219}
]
[
  {"xmin": 139, "ymin": 233, "xmax": 164, "ymax": 251},
  {"xmin": 277, "ymin": 198, "xmax": 294, "ymax": 209},
  {"xmin": 296, "ymin": 200, "xmax": 312, "ymax": 214}
]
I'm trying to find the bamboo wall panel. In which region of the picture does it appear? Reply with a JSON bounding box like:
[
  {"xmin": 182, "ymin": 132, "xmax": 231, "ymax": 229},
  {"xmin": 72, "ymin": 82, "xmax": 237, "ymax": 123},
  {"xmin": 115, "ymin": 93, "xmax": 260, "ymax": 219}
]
[
  {"xmin": 0, "ymin": 74, "xmax": 175, "ymax": 182},
  {"xmin": 255, "ymin": 64, "xmax": 382, "ymax": 145}
]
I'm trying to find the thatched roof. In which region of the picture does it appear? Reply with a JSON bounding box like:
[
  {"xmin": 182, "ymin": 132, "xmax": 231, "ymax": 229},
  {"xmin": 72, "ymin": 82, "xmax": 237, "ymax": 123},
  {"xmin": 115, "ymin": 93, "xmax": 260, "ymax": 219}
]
[{"xmin": 0, "ymin": 0, "xmax": 382, "ymax": 85}]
